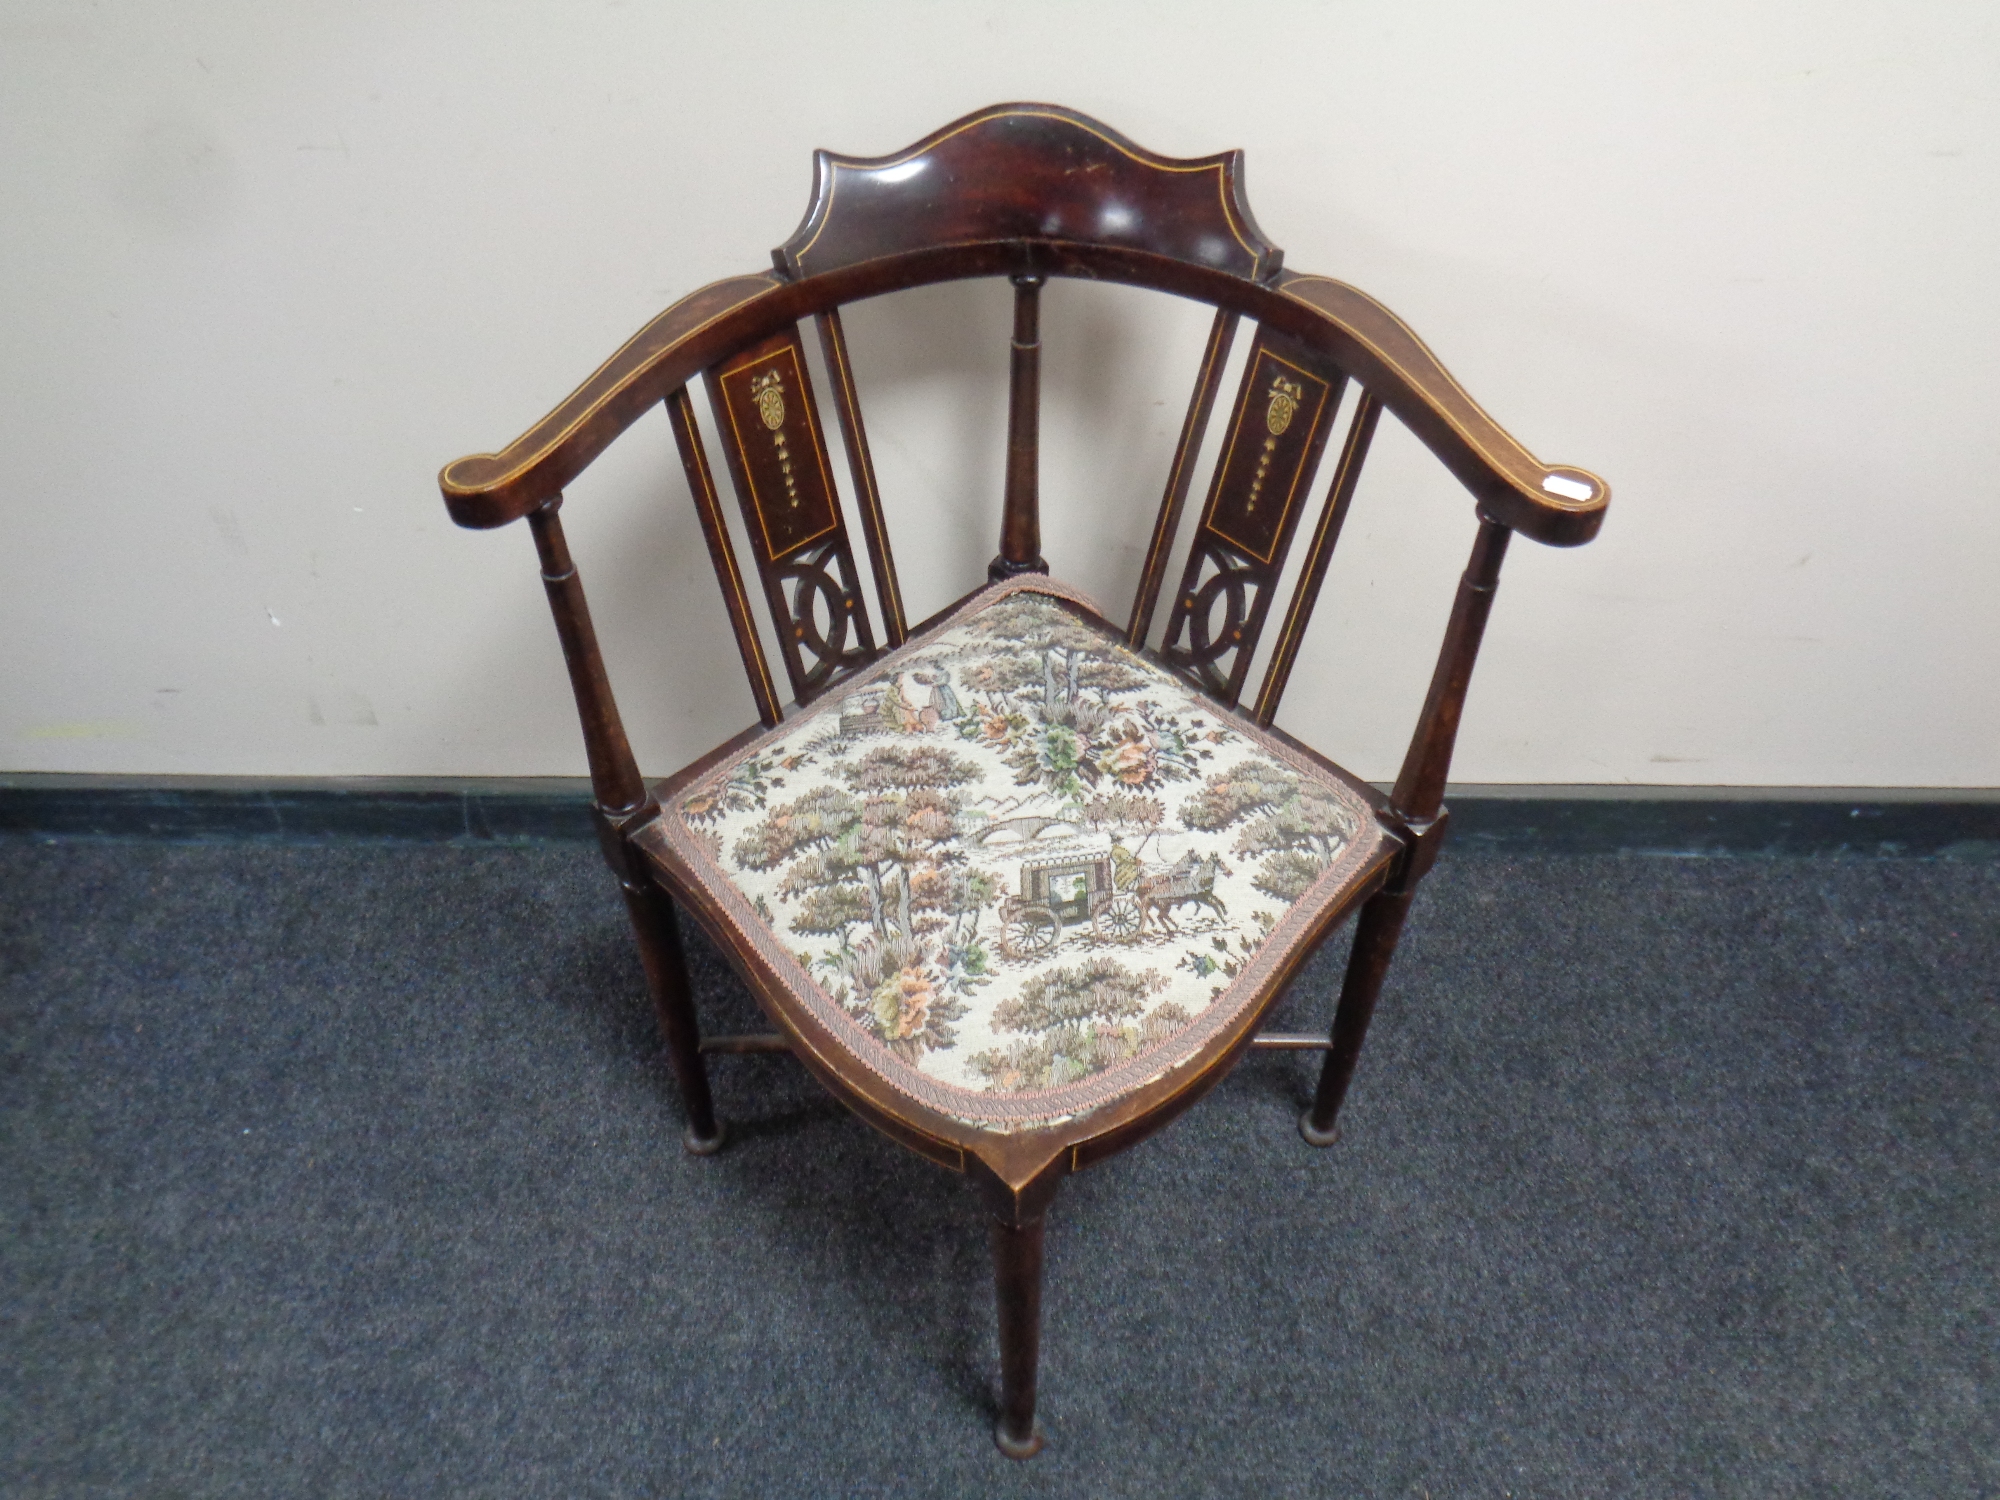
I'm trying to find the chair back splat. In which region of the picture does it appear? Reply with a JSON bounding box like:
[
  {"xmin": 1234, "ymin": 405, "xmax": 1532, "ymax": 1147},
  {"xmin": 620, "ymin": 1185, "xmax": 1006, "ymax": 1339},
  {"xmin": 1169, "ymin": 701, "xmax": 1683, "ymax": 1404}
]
[
  {"xmin": 1126, "ymin": 307, "xmax": 1240, "ymax": 648},
  {"xmin": 437, "ymin": 102, "xmax": 1611, "ymax": 1460},
  {"xmin": 1251, "ymin": 389, "xmax": 1384, "ymax": 726},
  {"xmin": 1153, "ymin": 328, "xmax": 1349, "ymax": 704},
  {"xmin": 993, "ymin": 273, "xmax": 1049, "ymax": 581},
  {"xmin": 811, "ymin": 309, "xmax": 907, "ymax": 647},
  {"xmin": 702, "ymin": 327, "xmax": 878, "ymax": 705},
  {"xmin": 664, "ymin": 387, "xmax": 784, "ymax": 729}
]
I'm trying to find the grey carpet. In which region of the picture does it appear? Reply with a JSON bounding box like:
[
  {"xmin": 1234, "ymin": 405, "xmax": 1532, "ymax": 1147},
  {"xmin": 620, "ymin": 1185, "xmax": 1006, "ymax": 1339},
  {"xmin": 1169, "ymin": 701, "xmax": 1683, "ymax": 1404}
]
[{"xmin": 1, "ymin": 838, "xmax": 1993, "ymax": 1497}]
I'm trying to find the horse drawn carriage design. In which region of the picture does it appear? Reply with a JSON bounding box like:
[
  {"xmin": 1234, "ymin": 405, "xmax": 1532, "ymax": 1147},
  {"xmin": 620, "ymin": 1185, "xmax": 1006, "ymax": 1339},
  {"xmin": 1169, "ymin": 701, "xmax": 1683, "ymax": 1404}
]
[
  {"xmin": 998, "ymin": 848, "xmax": 1232, "ymax": 957},
  {"xmin": 999, "ymin": 852, "xmax": 1144, "ymax": 957}
]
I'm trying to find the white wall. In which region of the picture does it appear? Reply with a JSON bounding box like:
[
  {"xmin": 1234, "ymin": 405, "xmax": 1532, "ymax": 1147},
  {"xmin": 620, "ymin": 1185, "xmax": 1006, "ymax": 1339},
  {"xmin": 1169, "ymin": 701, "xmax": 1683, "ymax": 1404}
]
[{"xmin": 3, "ymin": 0, "xmax": 1995, "ymax": 786}]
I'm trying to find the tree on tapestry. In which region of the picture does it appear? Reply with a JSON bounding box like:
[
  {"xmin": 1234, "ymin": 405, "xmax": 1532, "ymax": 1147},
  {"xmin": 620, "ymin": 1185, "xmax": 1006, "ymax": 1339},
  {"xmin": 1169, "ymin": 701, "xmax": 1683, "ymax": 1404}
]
[
  {"xmin": 677, "ymin": 749, "xmax": 813, "ymax": 861},
  {"xmin": 732, "ymin": 743, "xmax": 993, "ymax": 1063},
  {"xmin": 1081, "ymin": 791, "xmax": 1165, "ymax": 842},
  {"xmin": 951, "ymin": 595, "xmax": 1215, "ymax": 801},
  {"xmin": 957, "ymin": 597, "xmax": 1146, "ymax": 732},
  {"xmin": 967, "ymin": 956, "xmax": 1189, "ymax": 1091},
  {"xmin": 1180, "ymin": 758, "xmax": 1359, "ymax": 901}
]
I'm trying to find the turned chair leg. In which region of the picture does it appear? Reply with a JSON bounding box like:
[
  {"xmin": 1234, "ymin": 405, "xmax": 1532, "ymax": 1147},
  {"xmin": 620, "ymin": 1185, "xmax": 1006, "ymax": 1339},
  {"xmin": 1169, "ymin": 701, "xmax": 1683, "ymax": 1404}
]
[
  {"xmin": 1301, "ymin": 886, "xmax": 1416, "ymax": 1147},
  {"xmin": 621, "ymin": 878, "xmax": 724, "ymax": 1155},
  {"xmin": 990, "ymin": 1212, "xmax": 1049, "ymax": 1459}
]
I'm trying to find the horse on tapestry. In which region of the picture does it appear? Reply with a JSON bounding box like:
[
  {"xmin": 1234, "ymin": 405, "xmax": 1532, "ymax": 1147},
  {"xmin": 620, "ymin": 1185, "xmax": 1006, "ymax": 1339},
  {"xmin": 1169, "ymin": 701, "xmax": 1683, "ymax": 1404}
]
[{"xmin": 1134, "ymin": 852, "xmax": 1232, "ymax": 934}]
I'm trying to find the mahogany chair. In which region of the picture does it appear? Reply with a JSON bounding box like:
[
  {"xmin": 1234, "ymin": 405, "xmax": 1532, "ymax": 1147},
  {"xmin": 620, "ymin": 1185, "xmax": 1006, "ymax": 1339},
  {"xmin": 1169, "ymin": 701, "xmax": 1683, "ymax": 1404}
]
[{"xmin": 438, "ymin": 104, "xmax": 1608, "ymax": 1458}]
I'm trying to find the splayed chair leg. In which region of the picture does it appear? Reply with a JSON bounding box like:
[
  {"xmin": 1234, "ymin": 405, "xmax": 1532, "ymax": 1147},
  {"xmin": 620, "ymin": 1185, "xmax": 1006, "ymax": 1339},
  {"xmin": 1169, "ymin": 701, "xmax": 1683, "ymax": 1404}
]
[
  {"xmin": 990, "ymin": 1212, "xmax": 1048, "ymax": 1459},
  {"xmin": 1301, "ymin": 886, "xmax": 1415, "ymax": 1147},
  {"xmin": 622, "ymin": 879, "xmax": 723, "ymax": 1155}
]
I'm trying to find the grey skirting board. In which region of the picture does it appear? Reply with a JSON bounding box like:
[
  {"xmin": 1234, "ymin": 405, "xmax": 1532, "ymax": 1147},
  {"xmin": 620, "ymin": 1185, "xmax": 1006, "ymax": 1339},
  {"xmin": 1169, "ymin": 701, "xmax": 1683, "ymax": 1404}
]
[{"xmin": 1, "ymin": 775, "xmax": 1996, "ymax": 857}]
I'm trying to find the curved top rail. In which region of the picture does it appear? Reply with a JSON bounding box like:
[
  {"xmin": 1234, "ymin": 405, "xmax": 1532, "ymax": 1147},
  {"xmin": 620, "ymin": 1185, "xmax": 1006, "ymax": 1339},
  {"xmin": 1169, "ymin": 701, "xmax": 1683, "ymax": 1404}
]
[
  {"xmin": 439, "ymin": 248, "xmax": 1608, "ymax": 545},
  {"xmin": 773, "ymin": 102, "xmax": 1282, "ymax": 284}
]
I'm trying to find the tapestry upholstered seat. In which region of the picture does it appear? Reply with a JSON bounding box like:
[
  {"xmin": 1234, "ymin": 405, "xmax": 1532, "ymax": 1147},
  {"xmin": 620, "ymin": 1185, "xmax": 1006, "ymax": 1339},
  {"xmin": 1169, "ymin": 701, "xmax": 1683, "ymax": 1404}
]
[
  {"xmin": 437, "ymin": 104, "xmax": 1608, "ymax": 1458},
  {"xmin": 641, "ymin": 578, "xmax": 1390, "ymax": 1133}
]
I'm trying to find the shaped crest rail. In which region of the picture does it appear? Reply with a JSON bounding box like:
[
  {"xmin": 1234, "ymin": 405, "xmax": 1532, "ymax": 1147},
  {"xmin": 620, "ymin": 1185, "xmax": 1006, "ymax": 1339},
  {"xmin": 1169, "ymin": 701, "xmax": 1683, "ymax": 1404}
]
[{"xmin": 775, "ymin": 102, "xmax": 1282, "ymax": 284}]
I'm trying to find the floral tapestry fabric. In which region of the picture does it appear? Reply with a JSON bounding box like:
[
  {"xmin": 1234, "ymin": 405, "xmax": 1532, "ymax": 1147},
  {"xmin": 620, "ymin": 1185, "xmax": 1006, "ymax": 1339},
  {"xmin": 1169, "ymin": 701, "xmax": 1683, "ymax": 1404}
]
[{"xmin": 658, "ymin": 578, "xmax": 1383, "ymax": 1129}]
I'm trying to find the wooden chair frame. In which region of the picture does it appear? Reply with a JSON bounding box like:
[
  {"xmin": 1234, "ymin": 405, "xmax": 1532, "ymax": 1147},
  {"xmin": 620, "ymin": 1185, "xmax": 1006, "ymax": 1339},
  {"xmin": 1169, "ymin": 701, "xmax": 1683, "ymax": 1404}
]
[{"xmin": 438, "ymin": 104, "xmax": 1609, "ymax": 1458}]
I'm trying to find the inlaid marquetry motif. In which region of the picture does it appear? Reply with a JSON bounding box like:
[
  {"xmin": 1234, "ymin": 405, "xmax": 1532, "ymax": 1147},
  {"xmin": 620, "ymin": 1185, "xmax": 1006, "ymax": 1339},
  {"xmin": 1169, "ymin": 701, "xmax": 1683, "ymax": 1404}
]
[
  {"xmin": 1265, "ymin": 376, "xmax": 1300, "ymax": 436},
  {"xmin": 706, "ymin": 327, "xmax": 877, "ymax": 703},
  {"xmin": 1158, "ymin": 332, "xmax": 1346, "ymax": 704},
  {"xmin": 752, "ymin": 369, "xmax": 787, "ymax": 431},
  {"xmin": 1241, "ymin": 372, "xmax": 1304, "ymax": 518},
  {"xmin": 712, "ymin": 337, "xmax": 842, "ymax": 561},
  {"xmin": 747, "ymin": 368, "xmax": 806, "ymax": 512},
  {"xmin": 1203, "ymin": 349, "xmax": 1330, "ymax": 565}
]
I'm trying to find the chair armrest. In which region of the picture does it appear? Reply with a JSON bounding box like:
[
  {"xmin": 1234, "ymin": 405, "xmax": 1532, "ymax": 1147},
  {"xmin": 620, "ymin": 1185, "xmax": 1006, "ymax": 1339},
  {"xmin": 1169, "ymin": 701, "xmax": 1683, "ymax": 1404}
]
[
  {"xmin": 438, "ymin": 272, "xmax": 785, "ymax": 528},
  {"xmin": 1276, "ymin": 272, "xmax": 1609, "ymax": 546},
  {"xmin": 438, "ymin": 261, "xmax": 1610, "ymax": 547}
]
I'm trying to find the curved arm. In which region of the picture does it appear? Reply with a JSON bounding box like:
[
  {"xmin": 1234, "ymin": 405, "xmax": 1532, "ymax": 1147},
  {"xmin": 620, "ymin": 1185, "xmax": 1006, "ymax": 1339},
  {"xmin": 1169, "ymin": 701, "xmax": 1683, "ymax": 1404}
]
[
  {"xmin": 438, "ymin": 252, "xmax": 1609, "ymax": 546},
  {"xmin": 1272, "ymin": 272, "xmax": 1608, "ymax": 545},
  {"xmin": 438, "ymin": 272, "xmax": 785, "ymax": 528}
]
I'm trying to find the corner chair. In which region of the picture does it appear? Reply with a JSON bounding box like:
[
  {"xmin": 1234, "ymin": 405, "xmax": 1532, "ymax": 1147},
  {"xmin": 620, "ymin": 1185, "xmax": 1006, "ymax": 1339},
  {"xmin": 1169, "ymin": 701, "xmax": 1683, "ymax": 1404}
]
[{"xmin": 437, "ymin": 103, "xmax": 1609, "ymax": 1458}]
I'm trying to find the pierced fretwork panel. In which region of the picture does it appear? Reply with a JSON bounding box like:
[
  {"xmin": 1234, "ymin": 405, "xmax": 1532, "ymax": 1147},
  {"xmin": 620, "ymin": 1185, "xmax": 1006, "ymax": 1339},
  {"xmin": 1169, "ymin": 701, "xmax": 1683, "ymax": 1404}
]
[
  {"xmin": 774, "ymin": 537, "xmax": 876, "ymax": 699},
  {"xmin": 705, "ymin": 327, "xmax": 877, "ymax": 704},
  {"xmin": 1158, "ymin": 330, "xmax": 1346, "ymax": 704}
]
